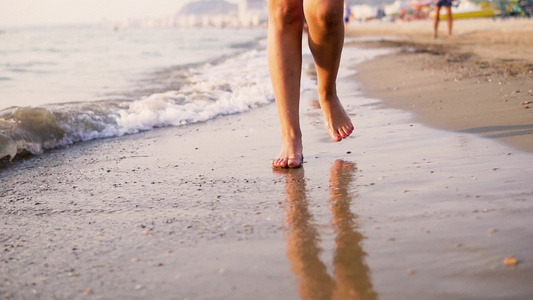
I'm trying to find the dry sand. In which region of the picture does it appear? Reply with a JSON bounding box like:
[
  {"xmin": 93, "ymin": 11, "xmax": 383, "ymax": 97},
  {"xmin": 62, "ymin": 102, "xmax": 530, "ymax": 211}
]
[
  {"xmin": 347, "ymin": 18, "xmax": 533, "ymax": 152},
  {"xmin": 1, "ymin": 19, "xmax": 533, "ymax": 300}
]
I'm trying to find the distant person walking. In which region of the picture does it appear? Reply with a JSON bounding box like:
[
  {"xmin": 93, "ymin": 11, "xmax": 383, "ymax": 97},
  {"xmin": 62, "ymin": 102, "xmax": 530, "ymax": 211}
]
[
  {"xmin": 344, "ymin": 1, "xmax": 353, "ymax": 25},
  {"xmin": 268, "ymin": 0, "xmax": 354, "ymax": 168},
  {"xmin": 433, "ymin": 0, "xmax": 453, "ymax": 38}
]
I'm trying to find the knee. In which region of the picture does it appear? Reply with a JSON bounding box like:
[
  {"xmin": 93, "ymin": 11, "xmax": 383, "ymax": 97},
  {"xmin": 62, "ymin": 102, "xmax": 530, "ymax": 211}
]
[
  {"xmin": 309, "ymin": 1, "xmax": 343, "ymax": 30},
  {"xmin": 269, "ymin": 0, "xmax": 304, "ymax": 27}
]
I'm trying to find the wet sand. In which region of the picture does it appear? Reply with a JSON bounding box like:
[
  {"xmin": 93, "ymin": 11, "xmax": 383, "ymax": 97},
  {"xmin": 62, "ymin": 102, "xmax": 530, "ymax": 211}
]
[{"xmin": 2, "ymin": 20, "xmax": 533, "ymax": 299}]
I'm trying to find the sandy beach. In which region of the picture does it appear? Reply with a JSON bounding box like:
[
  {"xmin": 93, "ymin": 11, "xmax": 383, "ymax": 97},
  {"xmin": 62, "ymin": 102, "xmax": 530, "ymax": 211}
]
[
  {"xmin": 2, "ymin": 19, "xmax": 533, "ymax": 299},
  {"xmin": 348, "ymin": 18, "xmax": 533, "ymax": 152}
]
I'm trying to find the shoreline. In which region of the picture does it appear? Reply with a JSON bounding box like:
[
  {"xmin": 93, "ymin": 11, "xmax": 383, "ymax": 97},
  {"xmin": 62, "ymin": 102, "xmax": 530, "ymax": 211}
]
[
  {"xmin": 1, "ymin": 20, "xmax": 533, "ymax": 299},
  {"xmin": 346, "ymin": 18, "xmax": 533, "ymax": 153}
]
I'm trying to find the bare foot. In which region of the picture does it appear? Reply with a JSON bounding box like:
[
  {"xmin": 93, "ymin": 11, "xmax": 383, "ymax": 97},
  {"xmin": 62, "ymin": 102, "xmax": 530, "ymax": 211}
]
[
  {"xmin": 272, "ymin": 136, "xmax": 303, "ymax": 168},
  {"xmin": 319, "ymin": 95, "xmax": 354, "ymax": 142}
]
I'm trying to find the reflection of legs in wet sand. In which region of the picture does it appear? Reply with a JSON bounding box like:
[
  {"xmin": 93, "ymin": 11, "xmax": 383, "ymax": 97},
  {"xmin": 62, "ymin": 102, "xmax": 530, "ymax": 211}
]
[
  {"xmin": 276, "ymin": 168, "xmax": 334, "ymax": 299},
  {"xmin": 268, "ymin": 0, "xmax": 354, "ymax": 169},
  {"xmin": 329, "ymin": 160, "xmax": 377, "ymax": 300},
  {"xmin": 276, "ymin": 161, "xmax": 376, "ymax": 300}
]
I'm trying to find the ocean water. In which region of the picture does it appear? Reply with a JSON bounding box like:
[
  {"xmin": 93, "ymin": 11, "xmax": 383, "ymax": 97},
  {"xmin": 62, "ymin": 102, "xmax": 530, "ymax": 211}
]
[
  {"xmin": 0, "ymin": 26, "xmax": 387, "ymax": 163},
  {"xmin": 0, "ymin": 26, "xmax": 277, "ymax": 161}
]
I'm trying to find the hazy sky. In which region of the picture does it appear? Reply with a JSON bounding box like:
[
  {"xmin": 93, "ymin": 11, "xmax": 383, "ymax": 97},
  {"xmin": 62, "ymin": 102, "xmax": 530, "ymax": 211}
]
[{"xmin": 0, "ymin": 0, "xmax": 194, "ymax": 27}]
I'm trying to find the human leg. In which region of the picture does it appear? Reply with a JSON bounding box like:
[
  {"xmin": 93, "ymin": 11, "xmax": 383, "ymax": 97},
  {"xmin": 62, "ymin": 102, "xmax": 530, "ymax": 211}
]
[
  {"xmin": 433, "ymin": 6, "xmax": 441, "ymax": 38},
  {"xmin": 268, "ymin": 0, "xmax": 305, "ymax": 168},
  {"xmin": 445, "ymin": 6, "xmax": 453, "ymax": 36},
  {"xmin": 304, "ymin": 0, "xmax": 354, "ymax": 142}
]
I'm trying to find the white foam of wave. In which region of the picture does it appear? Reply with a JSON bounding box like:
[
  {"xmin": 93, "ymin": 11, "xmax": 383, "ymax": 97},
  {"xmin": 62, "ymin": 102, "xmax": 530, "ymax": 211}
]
[
  {"xmin": 0, "ymin": 48, "xmax": 275, "ymax": 161},
  {"xmin": 1, "ymin": 43, "xmax": 394, "ymax": 162},
  {"xmin": 115, "ymin": 49, "xmax": 274, "ymax": 135}
]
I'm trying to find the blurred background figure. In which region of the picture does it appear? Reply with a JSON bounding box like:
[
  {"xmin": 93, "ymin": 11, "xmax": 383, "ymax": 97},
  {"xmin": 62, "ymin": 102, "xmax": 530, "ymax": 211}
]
[
  {"xmin": 376, "ymin": 5, "xmax": 387, "ymax": 19},
  {"xmin": 433, "ymin": 0, "xmax": 453, "ymax": 38},
  {"xmin": 344, "ymin": 1, "xmax": 354, "ymax": 27},
  {"xmin": 520, "ymin": 0, "xmax": 533, "ymax": 17}
]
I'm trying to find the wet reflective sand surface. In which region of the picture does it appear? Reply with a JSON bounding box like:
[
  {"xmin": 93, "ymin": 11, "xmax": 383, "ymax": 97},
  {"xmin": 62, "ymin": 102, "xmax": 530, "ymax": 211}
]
[
  {"xmin": 277, "ymin": 161, "xmax": 376, "ymax": 300},
  {"xmin": 1, "ymin": 47, "xmax": 532, "ymax": 299}
]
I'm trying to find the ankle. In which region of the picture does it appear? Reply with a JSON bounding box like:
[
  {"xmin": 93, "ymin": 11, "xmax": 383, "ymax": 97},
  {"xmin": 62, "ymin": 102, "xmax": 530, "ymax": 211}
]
[
  {"xmin": 317, "ymin": 85, "xmax": 337, "ymax": 100},
  {"xmin": 281, "ymin": 129, "xmax": 302, "ymax": 141},
  {"xmin": 318, "ymin": 91, "xmax": 338, "ymax": 104}
]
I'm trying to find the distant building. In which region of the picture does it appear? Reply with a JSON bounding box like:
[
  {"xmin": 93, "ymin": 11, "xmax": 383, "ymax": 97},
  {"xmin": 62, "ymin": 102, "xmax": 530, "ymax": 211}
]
[
  {"xmin": 98, "ymin": 0, "xmax": 267, "ymax": 29},
  {"xmin": 175, "ymin": 0, "xmax": 267, "ymax": 28},
  {"xmin": 238, "ymin": 0, "xmax": 267, "ymax": 27}
]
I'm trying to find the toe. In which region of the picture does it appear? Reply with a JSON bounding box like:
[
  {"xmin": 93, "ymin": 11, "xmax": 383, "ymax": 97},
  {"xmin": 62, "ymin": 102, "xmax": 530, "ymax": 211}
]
[
  {"xmin": 346, "ymin": 124, "xmax": 354, "ymax": 134},
  {"xmin": 339, "ymin": 128, "xmax": 348, "ymax": 139},
  {"xmin": 341, "ymin": 127, "xmax": 352, "ymax": 138},
  {"xmin": 273, "ymin": 157, "xmax": 289, "ymax": 168},
  {"xmin": 287, "ymin": 157, "xmax": 302, "ymax": 168},
  {"xmin": 328, "ymin": 127, "xmax": 342, "ymax": 142},
  {"xmin": 272, "ymin": 158, "xmax": 281, "ymax": 168}
]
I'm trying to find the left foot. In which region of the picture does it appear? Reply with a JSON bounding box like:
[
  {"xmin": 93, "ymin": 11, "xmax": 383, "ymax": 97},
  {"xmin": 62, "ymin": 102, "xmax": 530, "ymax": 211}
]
[
  {"xmin": 319, "ymin": 94, "xmax": 354, "ymax": 142},
  {"xmin": 272, "ymin": 134, "xmax": 304, "ymax": 168}
]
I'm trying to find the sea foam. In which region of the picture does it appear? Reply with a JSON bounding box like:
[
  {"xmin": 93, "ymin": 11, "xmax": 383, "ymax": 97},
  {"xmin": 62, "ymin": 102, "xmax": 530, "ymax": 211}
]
[{"xmin": 0, "ymin": 48, "xmax": 275, "ymax": 161}]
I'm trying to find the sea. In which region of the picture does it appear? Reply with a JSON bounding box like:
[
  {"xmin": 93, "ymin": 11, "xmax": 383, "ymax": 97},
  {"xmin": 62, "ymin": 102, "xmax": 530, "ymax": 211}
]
[
  {"xmin": 0, "ymin": 25, "xmax": 285, "ymax": 162},
  {"xmin": 0, "ymin": 26, "xmax": 387, "ymax": 163}
]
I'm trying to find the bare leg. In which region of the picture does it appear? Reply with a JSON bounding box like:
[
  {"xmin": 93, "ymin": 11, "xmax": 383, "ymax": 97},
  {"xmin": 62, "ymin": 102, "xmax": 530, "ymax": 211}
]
[
  {"xmin": 268, "ymin": 0, "xmax": 305, "ymax": 168},
  {"xmin": 304, "ymin": 0, "xmax": 354, "ymax": 142},
  {"xmin": 445, "ymin": 6, "xmax": 453, "ymax": 37},
  {"xmin": 433, "ymin": 6, "xmax": 441, "ymax": 38}
]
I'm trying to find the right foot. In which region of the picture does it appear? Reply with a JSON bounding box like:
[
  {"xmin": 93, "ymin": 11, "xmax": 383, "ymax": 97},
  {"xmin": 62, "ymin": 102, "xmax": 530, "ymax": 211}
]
[
  {"xmin": 320, "ymin": 94, "xmax": 354, "ymax": 142},
  {"xmin": 272, "ymin": 137, "xmax": 303, "ymax": 168}
]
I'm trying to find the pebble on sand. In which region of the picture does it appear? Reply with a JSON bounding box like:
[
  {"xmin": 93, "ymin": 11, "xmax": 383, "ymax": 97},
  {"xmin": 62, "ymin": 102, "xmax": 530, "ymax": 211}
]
[{"xmin": 504, "ymin": 255, "xmax": 519, "ymax": 266}]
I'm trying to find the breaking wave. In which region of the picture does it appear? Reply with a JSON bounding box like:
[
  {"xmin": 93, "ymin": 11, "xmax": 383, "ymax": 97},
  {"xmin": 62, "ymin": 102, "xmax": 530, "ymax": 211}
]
[{"xmin": 0, "ymin": 49, "xmax": 276, "ymax": 161}]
